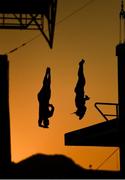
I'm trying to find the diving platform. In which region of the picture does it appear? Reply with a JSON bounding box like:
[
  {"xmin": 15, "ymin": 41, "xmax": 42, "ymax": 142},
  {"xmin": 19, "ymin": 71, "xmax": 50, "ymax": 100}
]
[{"xmin": 65, "ymin": 119, "xmax": 119, "ymax": 147}]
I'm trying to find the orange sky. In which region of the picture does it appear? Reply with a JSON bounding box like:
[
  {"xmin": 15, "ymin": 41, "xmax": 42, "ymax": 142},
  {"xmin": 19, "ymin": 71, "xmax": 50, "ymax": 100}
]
[{"xmin": 0, "ymin": 0, "xmax": 121, "ymax": 171}]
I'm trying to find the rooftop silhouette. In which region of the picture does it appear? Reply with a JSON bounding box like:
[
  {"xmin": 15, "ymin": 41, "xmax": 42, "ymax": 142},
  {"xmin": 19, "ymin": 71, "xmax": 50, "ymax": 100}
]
[{"xmin": 0, "ymin": 153, "xmax": 121, "ymax": 179}]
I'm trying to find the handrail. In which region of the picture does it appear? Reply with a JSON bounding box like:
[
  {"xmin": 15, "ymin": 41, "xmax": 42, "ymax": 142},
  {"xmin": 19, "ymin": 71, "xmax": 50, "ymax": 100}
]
[{"xmin": 95, "ymin": 102, "xmax": 119, "ymax": 121}]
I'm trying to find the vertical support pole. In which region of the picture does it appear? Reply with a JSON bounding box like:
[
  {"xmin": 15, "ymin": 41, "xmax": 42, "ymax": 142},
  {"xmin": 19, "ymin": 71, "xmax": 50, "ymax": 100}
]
[
  {"xmin": 0, "ymin": 55, "xmax": 11, "ymax": 168},
  {"xmin": 42, "ymin": 0, "xmax": 57, "ymax": 48},
  {"xmin": 116, "ymin": 43, "xmax": 125, "ymax": 177},
  {"xmin": 49, "ymin": 0, "xmax": 57, "ymax": 48}
]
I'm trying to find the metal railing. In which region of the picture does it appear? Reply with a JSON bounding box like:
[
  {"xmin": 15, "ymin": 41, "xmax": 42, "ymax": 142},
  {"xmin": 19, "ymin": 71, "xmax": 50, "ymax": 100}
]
[{"xmin": 95, "ymin": 102, "xmax": 119, "ymax": 121}]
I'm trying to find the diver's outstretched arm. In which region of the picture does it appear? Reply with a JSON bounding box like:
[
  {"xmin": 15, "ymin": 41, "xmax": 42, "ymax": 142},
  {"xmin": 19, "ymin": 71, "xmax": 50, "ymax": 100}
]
[
  {"xmin": 78, "ymin": 59, "xmax": 85, "ymax": 85},
  {"xmin": 43, "ymin": 67, "xmax": 51, "ymax": 85}
]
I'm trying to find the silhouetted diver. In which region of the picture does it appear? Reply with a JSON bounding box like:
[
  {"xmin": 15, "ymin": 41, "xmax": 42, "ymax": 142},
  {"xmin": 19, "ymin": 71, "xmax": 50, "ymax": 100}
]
[
  {"xmin": 37, "ymin": 67, "xmax": 54, "ymax": 128},
  {"xmin": 74, "ymin": 59, "xmax": 90, "ymax": 119}
]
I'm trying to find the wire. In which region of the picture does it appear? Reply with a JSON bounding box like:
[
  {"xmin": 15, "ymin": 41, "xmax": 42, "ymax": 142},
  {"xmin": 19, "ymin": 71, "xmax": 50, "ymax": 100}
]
[
  {"xmin": 7, "ymin": 33, "xmax": 42, "ymax": 54},
  {"xmin": 5, "ymin": 0, "xmax": 96, "ymax": 55},
  {"xmin": 96, "ymin": 148, "xmax": 119, "ymax": 170},
  {"xmin": 56, "ymin": 0, "xmax": 95, "ymax": 25}
]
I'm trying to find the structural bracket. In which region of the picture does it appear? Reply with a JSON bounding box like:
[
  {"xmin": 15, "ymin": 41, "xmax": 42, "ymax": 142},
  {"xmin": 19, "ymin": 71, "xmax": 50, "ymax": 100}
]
[{"xmin": 0, "ymin": 0, "xmax": 57, "ymax": 48}]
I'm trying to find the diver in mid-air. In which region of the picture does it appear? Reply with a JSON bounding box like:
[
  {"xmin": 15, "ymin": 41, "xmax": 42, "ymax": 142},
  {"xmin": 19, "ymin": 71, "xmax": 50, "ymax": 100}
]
[
  {"xmin": 74, "ymin": 59, "xmax": 90, "ymax": 119},
  {"xmin": 37, "ymin": 67, "xmax": 54, "ymax": 128}
]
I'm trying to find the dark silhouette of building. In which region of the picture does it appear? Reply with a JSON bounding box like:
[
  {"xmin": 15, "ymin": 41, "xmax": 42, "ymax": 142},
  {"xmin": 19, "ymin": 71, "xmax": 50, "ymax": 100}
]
[
  {"xmin": 0, "ymin": 153, "xmax": 121, "ymax": 179},
  {"xmin": 116, "ymin": 43, "xmax": 125, "ymax": 177},
  {"xmin": 0, "ymin": 55, "xmax": 11, "ymax": 169},
  {"xmin": 37, "ymin": 67, "xmax": 54, "ymax": 128}
]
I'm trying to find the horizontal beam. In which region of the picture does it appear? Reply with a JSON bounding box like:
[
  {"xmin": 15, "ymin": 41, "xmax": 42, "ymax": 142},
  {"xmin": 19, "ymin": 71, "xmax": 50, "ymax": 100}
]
[{"xmin": 0, "ymin": 0, "xmax": 51, "ymax": 14}]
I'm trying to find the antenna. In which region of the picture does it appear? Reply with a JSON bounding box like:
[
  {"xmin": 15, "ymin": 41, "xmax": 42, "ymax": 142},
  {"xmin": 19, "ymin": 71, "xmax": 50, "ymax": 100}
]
[{"xmin": 120, "ymin": 0, "xmax": 125, "ymax": 43}]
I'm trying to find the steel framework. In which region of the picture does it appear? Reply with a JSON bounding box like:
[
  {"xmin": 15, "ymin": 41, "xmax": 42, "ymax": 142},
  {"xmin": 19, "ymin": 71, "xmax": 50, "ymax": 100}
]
[{"xmin": 0, "ymin": 0, "xmax": 57, "ymax": 48}]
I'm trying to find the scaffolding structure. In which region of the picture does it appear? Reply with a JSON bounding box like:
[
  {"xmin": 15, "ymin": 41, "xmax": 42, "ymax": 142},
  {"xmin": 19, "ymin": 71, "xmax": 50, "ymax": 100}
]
[{"xmin": 0, "ymin": 0, "xmax": 57, "ymax": 48}]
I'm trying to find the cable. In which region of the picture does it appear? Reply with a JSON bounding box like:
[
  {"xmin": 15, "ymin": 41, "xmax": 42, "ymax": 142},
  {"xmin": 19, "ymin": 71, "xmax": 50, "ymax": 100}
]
[
  {"xmin": 7, "ymin": 33, "xmax": 42, "ymax": 54},
  {"xmin": 56, "ymin": 0, "xmax": 95, "ymax": 25},
  {"xmin": 96, "ymin": 148, "xmax": 119, "ymax": 170},
  {"xmin": 5, "ymin": 0, "xmax": 96, "ymax": 55}
]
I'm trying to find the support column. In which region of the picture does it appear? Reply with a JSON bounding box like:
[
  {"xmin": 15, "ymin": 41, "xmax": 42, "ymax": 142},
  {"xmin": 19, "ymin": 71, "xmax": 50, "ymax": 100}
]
[
  {"xmin": 116, "ymin": 43, "xmax": 125, "ymax": 177},
  {"xmin": 0, "ymin": 55, "xmax": 11, "ymax": 168}
]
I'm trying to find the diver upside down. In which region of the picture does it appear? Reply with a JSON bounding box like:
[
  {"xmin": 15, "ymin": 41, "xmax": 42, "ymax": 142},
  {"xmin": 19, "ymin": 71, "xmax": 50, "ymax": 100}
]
[
  {"xmin": 38, "ymin": 67, "xmax": 54, "ymax": 128},
  {"xmin": 74, "ymin": 59, "xmax": 90, "ymax": 120}
]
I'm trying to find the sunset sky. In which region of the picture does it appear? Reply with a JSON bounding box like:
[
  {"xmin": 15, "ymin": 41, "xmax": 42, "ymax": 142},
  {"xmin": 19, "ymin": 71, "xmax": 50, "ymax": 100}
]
[{"xmin": 0, "ymin": 0, "xmax": 121, "ymax": 171}]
